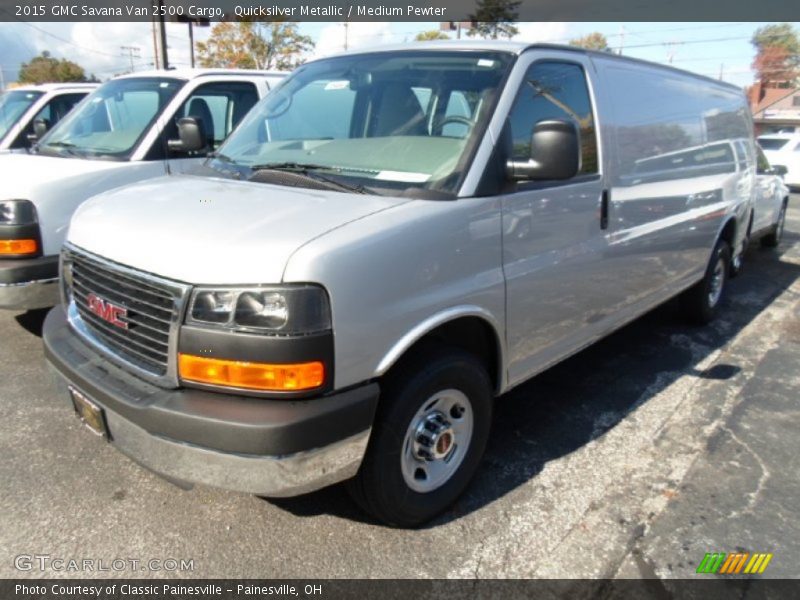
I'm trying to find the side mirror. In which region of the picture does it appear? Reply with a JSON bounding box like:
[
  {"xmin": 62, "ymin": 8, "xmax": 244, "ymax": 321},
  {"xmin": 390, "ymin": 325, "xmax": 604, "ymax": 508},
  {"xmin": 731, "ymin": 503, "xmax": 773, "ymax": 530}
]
[
  {"xmin": 168, "ymin": 117, "xmax": 208, "ymax": 153},
  {"xmin": 771, "ymin": 164, "xmax": 788, "ymax": 177},
  {"xmin": 507, "ymin": 119, "xmax": 580, "ymax": 181},
  {"xmin": 27, "ymin": 118, "xmax": 50, "ymax": 144}
]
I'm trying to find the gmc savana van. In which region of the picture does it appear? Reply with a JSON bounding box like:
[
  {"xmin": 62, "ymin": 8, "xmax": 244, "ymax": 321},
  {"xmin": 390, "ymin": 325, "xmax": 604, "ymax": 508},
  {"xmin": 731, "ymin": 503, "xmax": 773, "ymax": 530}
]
[
  {"xmin": 44, "ymin": 42, "xmax": 756, "ymax": 526},
  {"xmin": 0, "ymin": 83, "xmax": 96, "ymax": 152},
  {"xmin": 0, "ymin": 69, "xmax": 283, "ymax": 310}
]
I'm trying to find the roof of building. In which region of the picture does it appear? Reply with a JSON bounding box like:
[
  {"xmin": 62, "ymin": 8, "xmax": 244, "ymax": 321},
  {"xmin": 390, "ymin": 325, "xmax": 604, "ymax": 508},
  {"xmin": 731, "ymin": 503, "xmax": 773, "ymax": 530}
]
[{"xmin": 752, "ymin": 87, "xmax": 799, "ymax": 115}]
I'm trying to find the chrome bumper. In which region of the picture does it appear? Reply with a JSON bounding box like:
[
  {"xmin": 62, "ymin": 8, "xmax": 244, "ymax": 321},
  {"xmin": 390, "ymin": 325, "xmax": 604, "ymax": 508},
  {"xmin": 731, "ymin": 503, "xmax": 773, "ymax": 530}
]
[
  {"xmin": 0, "ymin": 277, "xmax": 59, "ymax": 310},
  {"xmin": 50, "ymin": 365, "xmax": 370, "ymax": 497}
]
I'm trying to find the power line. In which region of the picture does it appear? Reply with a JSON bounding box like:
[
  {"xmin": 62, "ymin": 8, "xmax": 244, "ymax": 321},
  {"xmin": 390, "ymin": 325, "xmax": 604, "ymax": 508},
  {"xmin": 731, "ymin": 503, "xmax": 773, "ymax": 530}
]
[{"xmin": 0, "ymin": 9, "xmax": 123, "ymax": 58}]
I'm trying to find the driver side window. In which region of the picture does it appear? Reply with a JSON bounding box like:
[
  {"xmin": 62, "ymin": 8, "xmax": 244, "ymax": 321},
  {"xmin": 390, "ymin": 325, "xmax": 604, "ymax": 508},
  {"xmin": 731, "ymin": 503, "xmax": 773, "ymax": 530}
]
[{"xmin": 508, "ymin": 61, "xmax": 598, "ymax": 175}]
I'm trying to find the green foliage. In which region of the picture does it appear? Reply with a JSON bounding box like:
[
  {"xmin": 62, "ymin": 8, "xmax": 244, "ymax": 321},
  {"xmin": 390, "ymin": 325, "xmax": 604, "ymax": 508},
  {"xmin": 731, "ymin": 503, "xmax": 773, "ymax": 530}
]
[
  {"xmin": 196, "ymin": 21, "xmax": 314, "ymax": 71},
  {"xmin": 415, "ymin": 30, "xmax": 451, "ymax": 42},
  {"xmin": 751, "ymin": 23, "xmax": 800, "ymax": 86},
  {"xmin": 569, "ymin": 32, "xmax": 610, "ymax": 51},
  {"xmin": 467, "ymin": 0, "xmax": 521, "ymax": 40},
  {"xmin": 18, "ymin": 51, "xmax": 89, "ymax": 84}
]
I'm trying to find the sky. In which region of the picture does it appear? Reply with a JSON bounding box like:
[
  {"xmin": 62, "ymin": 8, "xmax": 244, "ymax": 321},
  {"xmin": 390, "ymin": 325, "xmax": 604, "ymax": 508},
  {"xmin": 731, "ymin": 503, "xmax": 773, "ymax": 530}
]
[{"xmin": 0, "ymin": 21, "xmax": 797, "ymax": 89}]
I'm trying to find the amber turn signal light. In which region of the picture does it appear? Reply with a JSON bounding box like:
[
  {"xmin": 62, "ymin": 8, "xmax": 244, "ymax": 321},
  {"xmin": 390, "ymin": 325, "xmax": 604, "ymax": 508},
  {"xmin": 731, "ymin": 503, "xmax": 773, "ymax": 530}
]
[
  {"xmin": 0, "ymin": 239, "xmax": 37, "ymax": 255},
  {"xmin": 178, "ymin": 354, "xmax": 325, "ymax": 392}
]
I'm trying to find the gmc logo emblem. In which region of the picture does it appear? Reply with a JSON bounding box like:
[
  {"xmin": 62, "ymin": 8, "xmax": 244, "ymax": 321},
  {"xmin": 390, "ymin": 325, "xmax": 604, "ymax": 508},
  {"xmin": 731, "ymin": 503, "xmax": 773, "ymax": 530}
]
[{"xmin": 86, "ymin": 293, "xmax": 128, "ymax": 330}]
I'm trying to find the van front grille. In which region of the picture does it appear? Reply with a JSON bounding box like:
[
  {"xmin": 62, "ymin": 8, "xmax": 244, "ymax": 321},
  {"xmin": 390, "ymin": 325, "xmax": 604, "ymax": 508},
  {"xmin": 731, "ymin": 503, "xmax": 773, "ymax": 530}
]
[{"xmin": 64, "ymin": 246, "xmax": 190, "ymax": 385}]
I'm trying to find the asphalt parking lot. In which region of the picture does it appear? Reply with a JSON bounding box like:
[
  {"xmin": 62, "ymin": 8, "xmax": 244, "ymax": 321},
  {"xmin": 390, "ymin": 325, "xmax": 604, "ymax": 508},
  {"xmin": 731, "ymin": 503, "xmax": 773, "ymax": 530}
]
[{"xmin": 1, "ymin": 196, "xmax": 798, "ymax": 581}]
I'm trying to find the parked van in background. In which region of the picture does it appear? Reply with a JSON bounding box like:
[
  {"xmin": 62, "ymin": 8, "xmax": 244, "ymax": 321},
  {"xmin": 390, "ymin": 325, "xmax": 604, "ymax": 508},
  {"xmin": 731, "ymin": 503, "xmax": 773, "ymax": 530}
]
[
  {"xmin": 0, "ymin": 69, "xmax": 284, "ymax": 310},
  {"xmin": 44, "ymin": 42, "xmax": 756, "ymax": 526},
  {"xmin": 0, "ymin": 83, "xmax": 95, "ymax": 152},
  {"xmin": 757, "ymin": 132, "xmax": 800, "ymax": 189}
]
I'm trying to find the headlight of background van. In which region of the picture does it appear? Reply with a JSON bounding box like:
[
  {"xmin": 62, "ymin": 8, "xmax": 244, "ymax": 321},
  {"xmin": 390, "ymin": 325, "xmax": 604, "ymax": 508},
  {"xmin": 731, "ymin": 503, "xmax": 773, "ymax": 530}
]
[
  {"xmin": 0, "ymin": 200, "xmax": 40, "ymax": 256},
  {"xmin": 186, "ymin": 285, "xmax": 331, "ymax": 335}
]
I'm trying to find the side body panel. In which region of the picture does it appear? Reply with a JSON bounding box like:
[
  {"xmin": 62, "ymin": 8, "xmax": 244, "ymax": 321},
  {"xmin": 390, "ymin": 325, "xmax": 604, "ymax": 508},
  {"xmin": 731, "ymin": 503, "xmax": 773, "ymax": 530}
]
[
  {"xmin": 498, "ymin": 50, "xmax": 614, "ymax": 385},
  {"xmin": 282, "ymin": 197, "xmax": 506, "ymax": 393}
]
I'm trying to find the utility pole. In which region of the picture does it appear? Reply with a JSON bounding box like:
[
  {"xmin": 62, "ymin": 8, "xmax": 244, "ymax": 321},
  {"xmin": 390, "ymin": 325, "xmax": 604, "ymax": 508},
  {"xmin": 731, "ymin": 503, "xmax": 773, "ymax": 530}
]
[
  {"xmin": 154, "ymin": 0, "xmax": 169, "ymax": 69},
  {"xmin": 151, "ymin": 18, "xmax": 160, "ymax": 69},
  {"xmin": 120, "ymin": 46, "xmax": 141, "ymax": 73},
  {"xmin": 618, "ymin": 24, "xmax": 625, "ymax": 55},
  {"xmin": 343, "ymin": 22, "xmax": 349, "ymax": 51},
  {"xmin": 719, "ymin": 63, "xmax": 724, "ymax": 81},
  {"xmin": 188, "ymin": 21, "xmax": 195, "ymax": 68}
]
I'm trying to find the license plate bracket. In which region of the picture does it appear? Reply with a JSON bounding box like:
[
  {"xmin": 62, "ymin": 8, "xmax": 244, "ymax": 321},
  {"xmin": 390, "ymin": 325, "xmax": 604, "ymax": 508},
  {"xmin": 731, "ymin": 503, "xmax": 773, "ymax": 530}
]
[{"xmin": 69, "ymin": 385, "xmax": 108, "ymax": 439}]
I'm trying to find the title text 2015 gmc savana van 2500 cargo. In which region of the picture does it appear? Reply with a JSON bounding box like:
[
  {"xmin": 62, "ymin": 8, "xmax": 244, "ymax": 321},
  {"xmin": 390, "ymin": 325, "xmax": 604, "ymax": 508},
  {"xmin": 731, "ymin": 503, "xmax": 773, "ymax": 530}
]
[
  {"xmin": 0, "ymin": 69, "xmax": 283, "ymax": 311},
  {"xmin": 44, "ymin": 42, "xmax": 756, "ymax": 526}
]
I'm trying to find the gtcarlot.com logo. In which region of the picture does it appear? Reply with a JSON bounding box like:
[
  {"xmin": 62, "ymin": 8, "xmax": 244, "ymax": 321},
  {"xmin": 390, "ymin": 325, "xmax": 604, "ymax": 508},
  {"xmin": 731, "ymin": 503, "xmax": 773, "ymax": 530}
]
[
  {"xmin": 14, "ymin": 554, "xmax": 195, "ymax": 573},
  {"xmin": 696, "ymin": 552, "xmax": 773, "ymax": 575}
]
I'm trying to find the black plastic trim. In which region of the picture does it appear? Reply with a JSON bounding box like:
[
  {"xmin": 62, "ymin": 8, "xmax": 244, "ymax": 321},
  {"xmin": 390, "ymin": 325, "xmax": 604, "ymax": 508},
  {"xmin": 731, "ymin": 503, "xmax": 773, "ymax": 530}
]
[
  {"xmin": 44, "ymin": 307, "xmax": 378, "ymax": 456},
  {"xmin": 0, "ymin": 254, "xmax": 57, "ymax": 284},
  {"xmin": 178, "ymin": 325, "xmax": 334, "ymax": 398}
]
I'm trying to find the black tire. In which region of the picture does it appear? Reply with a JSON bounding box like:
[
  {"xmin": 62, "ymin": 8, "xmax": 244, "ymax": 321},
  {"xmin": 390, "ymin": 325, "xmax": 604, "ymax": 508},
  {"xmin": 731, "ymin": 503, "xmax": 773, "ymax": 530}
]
[
  {"xmin": 682, "ymin": 238, "xmax": 731, "ymax": 325},
  {"xmin": 347, "ymin": 344, "xmax": 492, "ymax": 527},
  {"xmin": 761, "ymin": 201, "xmax": 788, "ymax": 248},
  {"xmin": 729, "ymin": 214, "xmax": 751, "ymax": 277}
]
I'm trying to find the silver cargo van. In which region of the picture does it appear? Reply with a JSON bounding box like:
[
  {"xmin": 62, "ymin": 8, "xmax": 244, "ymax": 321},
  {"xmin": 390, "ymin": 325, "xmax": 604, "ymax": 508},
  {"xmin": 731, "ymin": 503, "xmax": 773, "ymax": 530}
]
[{"xmin": 44, "ymin": 42, "xmax": 755, "ymax": 526}]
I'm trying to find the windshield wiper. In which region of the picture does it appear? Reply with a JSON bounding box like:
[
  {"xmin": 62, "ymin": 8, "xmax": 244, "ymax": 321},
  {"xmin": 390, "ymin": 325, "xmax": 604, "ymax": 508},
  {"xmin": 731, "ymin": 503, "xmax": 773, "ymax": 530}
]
[
  {"xmin": 249, "ymin": 162, "xmax": 373, "ymax": 195},
  {"xmin": 41, "ymin": 140, "xmax": 83, "ymax": 157}
]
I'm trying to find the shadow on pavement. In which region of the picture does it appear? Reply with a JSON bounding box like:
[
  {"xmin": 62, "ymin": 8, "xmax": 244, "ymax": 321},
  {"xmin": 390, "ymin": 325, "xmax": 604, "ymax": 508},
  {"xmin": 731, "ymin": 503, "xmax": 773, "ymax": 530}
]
[
  {"xmin": 269, "ymin": 240, "xmax": 800, "ymax": 527},
  {"xmin": 14, "ymin": 308, "xmax": 50, "ymax": 338}
]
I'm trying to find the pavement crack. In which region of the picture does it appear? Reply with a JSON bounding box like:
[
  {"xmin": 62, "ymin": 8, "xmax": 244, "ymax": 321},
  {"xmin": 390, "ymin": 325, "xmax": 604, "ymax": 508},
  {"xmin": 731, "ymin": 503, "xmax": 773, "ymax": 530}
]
[{"xmin": 720, "ymin": 425, "xmax": 771, "ymax": 516}]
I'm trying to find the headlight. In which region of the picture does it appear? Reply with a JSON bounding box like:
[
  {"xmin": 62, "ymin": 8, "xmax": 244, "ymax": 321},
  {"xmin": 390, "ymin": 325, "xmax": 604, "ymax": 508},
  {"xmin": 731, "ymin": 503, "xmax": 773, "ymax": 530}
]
[
  {"xmin": 0, "ymin": 200, "xmax": 40, "ymax": 256},
  {"xmin": 0, "ymin": 200, "xmax": 37, "ymax": 225},
  {"xmin": 187, "ymin": 285, "xmax": 331, "ymax": 334}
]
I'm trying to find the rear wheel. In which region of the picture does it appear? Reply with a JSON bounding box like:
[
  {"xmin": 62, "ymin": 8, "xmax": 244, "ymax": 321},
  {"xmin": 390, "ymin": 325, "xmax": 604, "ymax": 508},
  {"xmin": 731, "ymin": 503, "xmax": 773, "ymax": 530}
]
[
  {"xmin": 761, "ymin": 201, "xmax": 787, "ymax": 248},
  {"xmin": 682, "ymin": 238, "xmax": 730, "ymax": 325},
  {"xmin": 347, "ymin": 345, "xmax": 492, "ymax": 527}
]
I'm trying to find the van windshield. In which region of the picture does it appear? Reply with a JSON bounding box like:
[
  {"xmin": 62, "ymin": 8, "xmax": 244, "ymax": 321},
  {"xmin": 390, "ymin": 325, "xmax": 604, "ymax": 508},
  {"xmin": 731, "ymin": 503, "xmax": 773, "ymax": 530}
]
[
  {"xmin": 216, "ymin": 51, "xmax": 513, "ymax": 195},
  {"xmin": 0, "ymin": 90, "xmax": 44, "ymax": 141},
  {"xmin": 38, "ymin": 77, "xmax": 184, "ymax": 160}
]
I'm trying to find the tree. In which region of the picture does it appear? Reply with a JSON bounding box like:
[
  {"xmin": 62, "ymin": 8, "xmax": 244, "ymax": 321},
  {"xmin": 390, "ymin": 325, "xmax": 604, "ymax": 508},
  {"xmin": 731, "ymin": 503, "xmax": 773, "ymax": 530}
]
[
  {"xmin": 753, "ymin": 46, "xmax": 798, "ymax": 88},
  {"xmin": 569, "ymin": 32, "xmax": 609, "ymax": 51},
  {"xmin": 196, "ymin": 21, "xmax": 313, "ymax": 71},
  {"xmin": 751, "ymin": 23, "xmax": 800, "ymax": 87},
  {"xmin": 415, "ymin": 30, "xmax": 451, "ymax": 42},
  {"xmin": 467, "ymin": 0, "xmax": 520, "ymax": 40},
  {"xmin": 18, "ymin": 51, "xmax": 89, "ymax": 84}
]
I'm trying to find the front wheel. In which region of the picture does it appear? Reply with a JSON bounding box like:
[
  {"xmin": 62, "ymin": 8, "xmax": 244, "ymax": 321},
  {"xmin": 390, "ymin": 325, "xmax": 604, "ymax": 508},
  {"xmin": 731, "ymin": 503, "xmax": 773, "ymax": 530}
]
[
  {"xmin": 682, "ymin": 238, "xmax": 730, "ymax": 325},
  {"xmin": 347, "ymin": 346, "xmax": 492, "ymax": 527}
]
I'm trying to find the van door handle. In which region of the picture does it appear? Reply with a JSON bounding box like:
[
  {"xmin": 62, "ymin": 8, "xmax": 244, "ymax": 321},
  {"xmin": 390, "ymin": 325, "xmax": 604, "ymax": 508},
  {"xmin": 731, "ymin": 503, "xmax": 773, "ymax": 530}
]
[{"xmin": 600, "ymin": 189, "xmax": 609, "ymax": 230}]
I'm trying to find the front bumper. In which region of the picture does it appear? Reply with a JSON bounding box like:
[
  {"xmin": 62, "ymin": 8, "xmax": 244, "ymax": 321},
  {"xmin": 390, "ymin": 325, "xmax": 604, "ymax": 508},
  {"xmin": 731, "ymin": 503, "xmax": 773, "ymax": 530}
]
[
  {"xmin": 43, "ymin": 307, "xmax": 380, "ymax": 497},
  {"xmin": 0, "ymin": 255, "xmax": 59, "ymax": 310}
]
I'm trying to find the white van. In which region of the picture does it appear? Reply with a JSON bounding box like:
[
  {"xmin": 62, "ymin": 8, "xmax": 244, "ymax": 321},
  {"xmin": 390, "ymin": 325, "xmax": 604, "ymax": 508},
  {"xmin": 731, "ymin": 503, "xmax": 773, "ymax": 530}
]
[
  {"xmin": 0, "ymin": 69, "xmax": 284, "ymax": 310},
  {"xmin": 44, "ymin": 43, "xmax": 756, "ymax": 526},
  {"xmin": 0, "ymin": 83, "xmax": 96, "ymax": 152}
]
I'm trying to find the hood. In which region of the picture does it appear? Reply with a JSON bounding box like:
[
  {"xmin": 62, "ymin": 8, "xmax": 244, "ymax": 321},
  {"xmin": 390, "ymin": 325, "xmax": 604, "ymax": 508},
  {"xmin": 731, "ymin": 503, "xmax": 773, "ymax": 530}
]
[
  {"xmin": 0, "ymin": 153, "xmax": 130, "ymax": 197},
  {"xmin": 0, "ymin": 153, "xmax": 160, "ymax": 255},
  {"xmin": 68, "ymin": 175, "xmax": 408, "ymax": 284}
]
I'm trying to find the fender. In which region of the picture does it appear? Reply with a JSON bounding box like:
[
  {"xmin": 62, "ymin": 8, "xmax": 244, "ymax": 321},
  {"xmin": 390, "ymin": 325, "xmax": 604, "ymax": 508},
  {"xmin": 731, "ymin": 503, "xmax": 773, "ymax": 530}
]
[{"xmin": 374, "ymin": 305, "xmax": 507, "ymax": 394}]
